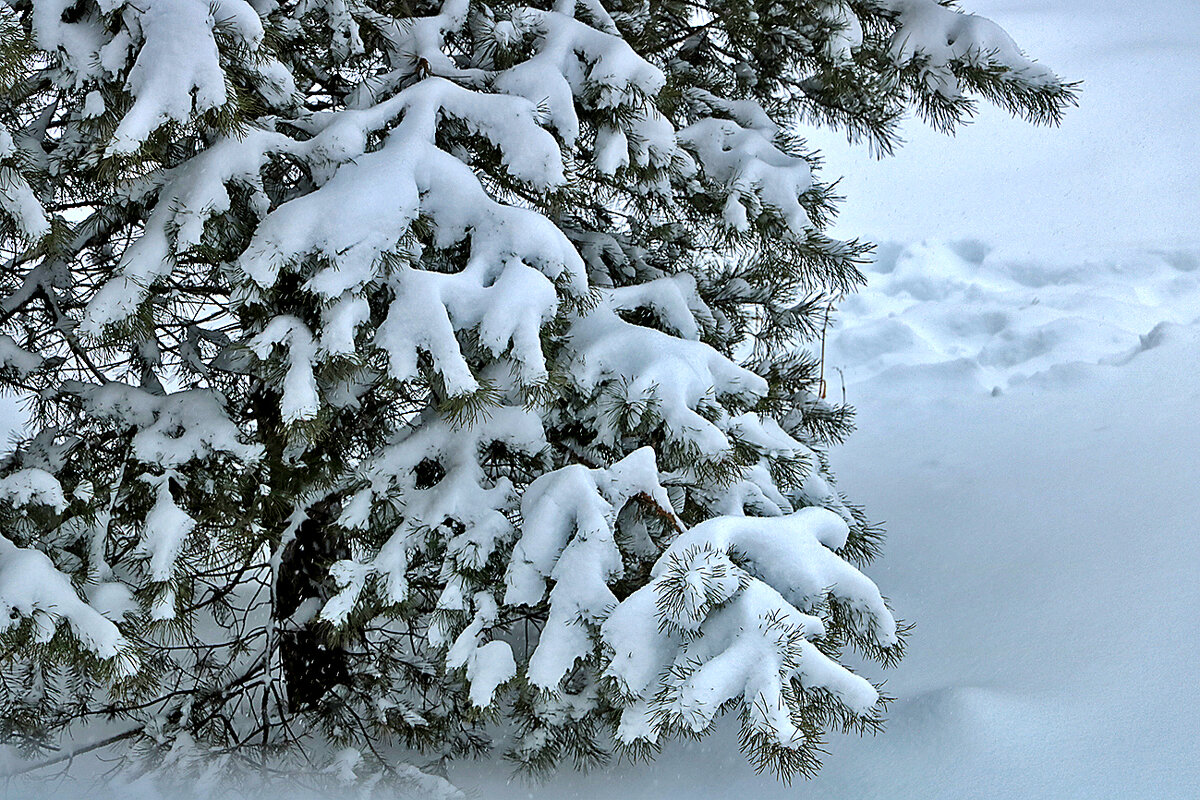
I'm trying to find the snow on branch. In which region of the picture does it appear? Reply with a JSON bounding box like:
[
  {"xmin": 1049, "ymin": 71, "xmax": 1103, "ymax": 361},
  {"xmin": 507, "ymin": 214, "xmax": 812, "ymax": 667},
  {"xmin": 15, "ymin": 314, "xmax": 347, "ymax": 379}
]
[
  {"xmin": 135, "ymin": 472, "xmax": 197, "ymax": 620},
  {"xmin": 0, "ymin": 468, "xmax": 67, "ymax": 512},
  {"xmin": 505, "ymin": 447, "xmax": 678, "ymax": 690},
  {"xmin": 321, "ymin": 405, "xmax": 548, "ymax": 625},
  {"xmin": 565, "ymin": 298, "xmax": 767, "ymax": 454},
  {"xmin": 877, "ymin": 0, "xmax": 1061, "ymax": 98},
  {"xmin": 492, "ymin": 5, "xmax": 667, "ymax": 158},
  {"xmin": 249, "ymin": 316, "xmax": 321, "ymax": 424},
  {"xmin": 679, "ymin": 118, "xmax": 814, "ymax": 237},
  {"xmin": 66, "ymin": 382, "xmax": 263, "ymax": 467},
  {"xmin": 27, "ymin": 0, "xmax": 271, "ymax": 154},
  {"xmin": 0, "ymin": 124, "xmax": 49, "ymax": 240},
  {"xmin": 0, "ymin": 333, "xmax": 44, "ymax": 377},
  {"xmin": 0, "ymin": 536, "xmax": 134, "ymax": 668},
  {"xmin": 108, "ymin": 0, "xmax": 265, "ymax": 153},
  {"xmin": 83, "ymin": 128, "xmax": 284, "ymax": 334},
  {"xmin": 446, "ymin": 592, "xmax": 517, "ymax": 708},
  {"xmin": 602, "ymin": 508, "xmax": 895, "ymax": 749}
]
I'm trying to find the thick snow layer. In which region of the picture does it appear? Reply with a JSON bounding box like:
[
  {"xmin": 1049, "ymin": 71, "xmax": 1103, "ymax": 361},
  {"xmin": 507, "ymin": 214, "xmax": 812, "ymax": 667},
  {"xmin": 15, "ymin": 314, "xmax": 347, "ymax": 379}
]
[
  {"xmin": 108, "ymin": 0, "xmax": 263, "ymax": 153},
  {"xmin": 444, "ymin": 0, "xmax": 1200, "ymax": 774},
  {"xmin": 0, "ymin": 535, "xmax": 133, "ymax": 664},
  {"xmin": 452, "ymin": 269, "xmax": 1200, "ymax": 800},
  {"xmin": 805, "ymin": 0, "xmax": 1200, "ymax": 254},
  {"xmin": 677, "ymin": 117, "xmax": 813, "ymax": 236},
  {"xmin": 825, "ymin": 240, "xmax": 1200, "ymax": 392}
]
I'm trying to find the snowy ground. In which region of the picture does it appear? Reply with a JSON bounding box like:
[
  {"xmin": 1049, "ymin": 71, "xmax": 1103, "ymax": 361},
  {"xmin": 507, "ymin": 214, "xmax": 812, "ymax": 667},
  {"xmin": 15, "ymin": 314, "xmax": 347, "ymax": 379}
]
[
  {"xmin": 825, "ymin": 240, "xmax": 1200, "ymax": 392},
  {"xmin": 453, "ymin": 251, "xmax": 1200, "ymax": 800},
  {"xmin": 454, "ymin": 1, "xmax": 1200, "ymax": 797}
]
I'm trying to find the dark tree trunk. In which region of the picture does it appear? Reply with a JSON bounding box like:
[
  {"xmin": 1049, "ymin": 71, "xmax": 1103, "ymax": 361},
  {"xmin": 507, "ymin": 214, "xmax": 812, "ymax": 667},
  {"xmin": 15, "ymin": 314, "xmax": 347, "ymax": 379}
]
[{"xmin": 276, "ymin": 504, "xmax": 351, "ymax": 712}]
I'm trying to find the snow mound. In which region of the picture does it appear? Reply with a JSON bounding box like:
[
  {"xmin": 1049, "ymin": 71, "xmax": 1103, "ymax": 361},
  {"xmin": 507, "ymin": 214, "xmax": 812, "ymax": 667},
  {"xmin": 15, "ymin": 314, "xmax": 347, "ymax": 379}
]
[
  {"xmin": 826, "ymin": 240, "xmax": 1200, "ymax": 394},
  {"xmin": 451, "ymin": 254, "xmax": 1200, "ymax": 800}
]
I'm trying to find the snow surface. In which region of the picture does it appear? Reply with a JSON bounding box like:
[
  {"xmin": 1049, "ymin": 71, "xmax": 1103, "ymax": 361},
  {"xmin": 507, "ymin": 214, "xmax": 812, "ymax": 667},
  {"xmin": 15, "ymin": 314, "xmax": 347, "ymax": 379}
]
[
  {"xmin": 444, "ymin": 3, "xmax": 1200, "ymax": 797},
  {"xmin": 453, "ymin": 293, "xmax": 1200, "ymax": 800},
  {"xmin": 807, "ymin": 0, "xmax": 1200, "ymax": 255},
  {"xmin": 825, "ymin": 239, "xmax": 1200, "ymax": 393}
]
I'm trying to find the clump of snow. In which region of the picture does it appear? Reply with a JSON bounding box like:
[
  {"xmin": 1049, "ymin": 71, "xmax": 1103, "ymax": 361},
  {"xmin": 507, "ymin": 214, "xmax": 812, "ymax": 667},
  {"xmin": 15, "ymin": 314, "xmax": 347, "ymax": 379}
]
[
  {"xmin": 0, "ymin": 333, "xmax": 43, "ymax": 377},
  {"xmin": 0, "ymin": 536, "xmax": 133, "ymax": 666},
  {"xmin": 491, "ymin": 5, "xmax": 666, "ymax": 155},
  {"xmin": 880, "ymin": 0, "xmax": 1057, "ymax": 97},
  {"xmin": 108, "ymin": 0, "xmax": 263, "ymax": 153},
  {"xmin": 818, "ymin": 2, "xmax": 865, "ymax": 62},
  {"xmin": 67, "ymin": 382, "xmax": 263, "ymax": 467},
  {"xmin": 135, "ymin": 473, "xmax": 197, "ymax": 620},
  {"xmin": 565, "ymin": 300, "xmax": 767, "ymax": 454},
  {"xmin": 0, "ymin": 467, "xmax": 66, "ymax": 511},
  {"xmin": 678, "ymin": 117, "xmax": 813, "ymax": 236},
  {"xmin": 505, "ymin": 447, "xmax": 678, "ymax": 690},
  {"xmin": 655, "ymin": 509, "xmax": 894, "ymax": 643},
  {"xmin": 27, "ymin": 0, "xmax": 282, "ymax": 156},
  {"xmin": 446, "ymin": 593, "xmax": 517, "ymax": 708},
  {"xmin": 601, "ymin": 508, "xmax": 894, "ymax": 748},
  {"xmin": 249, "ymin": 316, "xmax": 321, "ymax": 424},
  {"xmin": 0, "ymin": 124, "xmax": 49, "ymax": 239}
]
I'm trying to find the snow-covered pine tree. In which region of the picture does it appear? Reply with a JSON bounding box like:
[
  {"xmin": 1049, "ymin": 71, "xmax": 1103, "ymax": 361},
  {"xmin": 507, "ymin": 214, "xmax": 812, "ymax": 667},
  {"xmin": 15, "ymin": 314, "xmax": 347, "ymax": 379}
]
[{"xmin": 0, "ymin": 0, "xmax": 1074, "ymax": 790}]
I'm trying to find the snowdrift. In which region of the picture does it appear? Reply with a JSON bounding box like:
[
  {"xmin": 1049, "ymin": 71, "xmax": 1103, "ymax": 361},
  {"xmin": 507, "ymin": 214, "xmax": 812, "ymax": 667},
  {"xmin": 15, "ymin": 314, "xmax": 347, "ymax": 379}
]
[{"xmin": 453, "ymin": 243, "xmax": 1200, "ymax": 800}]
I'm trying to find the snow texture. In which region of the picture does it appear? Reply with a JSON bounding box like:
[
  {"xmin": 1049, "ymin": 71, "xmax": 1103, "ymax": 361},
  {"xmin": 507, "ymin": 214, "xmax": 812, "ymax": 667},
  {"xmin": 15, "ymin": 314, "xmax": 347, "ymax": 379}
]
[
  {"xmin": 448, "ymin": 2, "xmax": 1200, "ymax": 792},
  {"xmin": 0, "ymin": 535, "xmax": 132, "ymax": 665},
  {"xmin": 0, "ymin": 123, "xmax": 49, "ymax": 239},
  {"xmin": 826, "ymin": 240, "xmax": 1200, "ymax": 393},
  {"xmin": 505, "ymin": 447, "xmax": 678, "ymax": 689}
]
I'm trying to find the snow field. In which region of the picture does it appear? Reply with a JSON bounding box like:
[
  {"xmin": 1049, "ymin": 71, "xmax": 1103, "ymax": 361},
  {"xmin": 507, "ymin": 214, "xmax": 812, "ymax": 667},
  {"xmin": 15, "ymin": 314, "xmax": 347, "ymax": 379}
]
[
  {"xmin": 826, "ymin": 240, "xmax": 1200, "ymax": 393},
  {"xmin": 453, "ymin": 250, "xmax": 1200, "ymax": 800}
]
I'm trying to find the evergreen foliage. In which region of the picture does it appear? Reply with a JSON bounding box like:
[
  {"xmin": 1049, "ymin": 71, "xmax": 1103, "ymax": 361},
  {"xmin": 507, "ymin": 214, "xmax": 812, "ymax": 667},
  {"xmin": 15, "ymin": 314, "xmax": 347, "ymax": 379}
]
[{"xmin": 0, "ymin": 0, "xmax": 1073, "ymax": 792}]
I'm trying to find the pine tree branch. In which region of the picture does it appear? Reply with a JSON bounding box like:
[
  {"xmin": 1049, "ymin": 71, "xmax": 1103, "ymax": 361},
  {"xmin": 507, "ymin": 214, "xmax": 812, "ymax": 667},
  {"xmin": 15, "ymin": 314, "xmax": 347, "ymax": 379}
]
[
  {"xmin": 35, "ymin": 284, "xmax": 111, "ymax": 384},
  {"xmin": 0, "ymin": 726, "xmax": 144, "ymax": 779}
]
